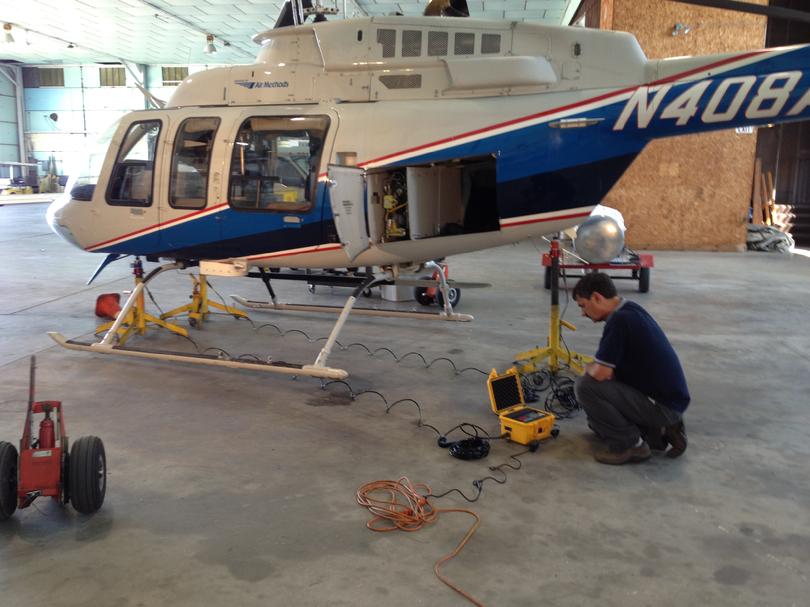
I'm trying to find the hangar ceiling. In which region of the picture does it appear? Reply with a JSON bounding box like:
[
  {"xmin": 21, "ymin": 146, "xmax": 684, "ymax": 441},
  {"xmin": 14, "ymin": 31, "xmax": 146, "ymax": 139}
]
[{"xmin": 0, "ymin": 0, "xmax": 581, "ymax": 65}]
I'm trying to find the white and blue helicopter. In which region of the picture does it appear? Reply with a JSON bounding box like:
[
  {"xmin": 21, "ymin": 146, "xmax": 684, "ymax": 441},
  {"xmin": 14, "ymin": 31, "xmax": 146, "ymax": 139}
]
[{"xmin": 45, "ymin": 0, "xmax": 810, "ymax": 379}]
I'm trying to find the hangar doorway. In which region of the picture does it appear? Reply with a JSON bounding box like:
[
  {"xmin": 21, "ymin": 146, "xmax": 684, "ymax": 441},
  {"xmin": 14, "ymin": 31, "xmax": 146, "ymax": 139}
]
[{"xmin": 756, "ymin": 0, "xmax": 810, "ymax": 246}]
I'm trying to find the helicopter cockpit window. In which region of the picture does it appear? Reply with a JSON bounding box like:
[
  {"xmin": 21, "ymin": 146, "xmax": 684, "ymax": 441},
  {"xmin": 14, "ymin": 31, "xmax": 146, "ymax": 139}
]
[
  {"xmin": 228, "ymin": 115, "xmax": 329, "ymax": 213},
  {"xmin": 106, "ymin": 120, "xmax": 161, "ymax": 207},
  {"xmin": 169, "ymin": 117, "xmax": 220, "ymax": 210}
]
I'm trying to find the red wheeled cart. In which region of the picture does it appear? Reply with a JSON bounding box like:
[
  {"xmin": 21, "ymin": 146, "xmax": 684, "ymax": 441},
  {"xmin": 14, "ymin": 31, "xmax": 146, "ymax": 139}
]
[
  {"xmin": 0, "ymin": 357, "xmax": 107, "ymax": 521},
  {"xmin": 542, "ymin": 248, "xmax": 655, "ymax": 293}
]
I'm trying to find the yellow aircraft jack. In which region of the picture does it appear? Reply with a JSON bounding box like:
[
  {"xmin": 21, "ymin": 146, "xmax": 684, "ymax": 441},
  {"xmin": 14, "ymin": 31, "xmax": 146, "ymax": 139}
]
[
  {"xmin": 514, "ymin": 239, "xmax": 592, "ymax": 375},
  {"xmin": 159, "ymin": 273, "xmax": 248, "ymax": 328},
  {"xmin": 95, "ymin": 258, "xmax": 189, "ymax": 345}
]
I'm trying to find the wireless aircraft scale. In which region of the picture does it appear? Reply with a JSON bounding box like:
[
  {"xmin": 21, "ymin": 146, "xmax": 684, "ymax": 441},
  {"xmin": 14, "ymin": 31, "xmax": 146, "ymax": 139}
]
[{"xmin": 45, "ymin": 0, "xmax": 810, "ymax": 380}]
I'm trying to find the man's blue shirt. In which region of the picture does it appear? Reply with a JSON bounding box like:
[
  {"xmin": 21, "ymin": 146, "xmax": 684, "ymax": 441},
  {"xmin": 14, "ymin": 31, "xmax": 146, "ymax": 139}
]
[{"xmin": 594, "ymin": 300, "xmax": 691, "ymax": 413}]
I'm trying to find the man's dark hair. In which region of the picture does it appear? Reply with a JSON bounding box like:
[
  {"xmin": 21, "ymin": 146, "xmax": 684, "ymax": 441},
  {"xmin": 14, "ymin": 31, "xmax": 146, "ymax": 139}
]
[{"xmin": 572, "ymin": 272, "xmax": 617, "ymax": 300}]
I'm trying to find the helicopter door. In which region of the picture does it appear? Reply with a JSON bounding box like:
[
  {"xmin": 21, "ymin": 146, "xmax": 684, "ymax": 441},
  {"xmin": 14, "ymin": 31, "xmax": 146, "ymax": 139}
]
[
  {"xmin": 327, "ymin": 165, "xmax": 368, "ymax": 262},
  {"xmin": 103, "ymin": 118, "xmax": 165, "ymax": 254},
  {"xmin": 158, "ymin": 116, "xmax": 223, "ymax": 251}
]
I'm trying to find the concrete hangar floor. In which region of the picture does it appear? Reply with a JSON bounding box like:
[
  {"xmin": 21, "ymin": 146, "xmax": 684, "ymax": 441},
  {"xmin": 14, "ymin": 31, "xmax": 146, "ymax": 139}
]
[{"xmin": 1, "ymin": 202, "xmax": 808, "ymax": 607}]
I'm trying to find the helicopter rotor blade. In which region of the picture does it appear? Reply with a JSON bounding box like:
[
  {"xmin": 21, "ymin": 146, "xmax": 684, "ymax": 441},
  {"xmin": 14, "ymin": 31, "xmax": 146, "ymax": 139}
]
[{"xmin": 669, "ymin": 0, "xmax": 810, "ymax": 25}]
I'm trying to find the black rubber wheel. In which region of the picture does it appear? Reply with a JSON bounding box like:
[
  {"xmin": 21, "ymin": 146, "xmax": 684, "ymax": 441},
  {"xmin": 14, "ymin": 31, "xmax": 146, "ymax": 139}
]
[
  {"xmin": 544, "ymin": 267, "xmax": 551, "ymax": 290},
  {"xmin": 0, "ymin": 441, "xmax": 18, "ymax": 521},
  {"xmin": 414, "ymin": 275, "xmax": 435, "ymax": 306},
  {"xmin": 414, "ymin": 287, "xmax": 434, "ymax": 306},
  {"xmin": 61, "ymin": 449, "xmax": 71, "ymax": 505},
  {"xmin": 69, "ymin": 436, "xmax": 106, "ymax": 515},
  {"xmin": 638, "ymin": 267, "xmax": 650, "ymax": 293},
  {"xmin": 436, "ymin": 287, "xmax": 461, "ymax": 308}
]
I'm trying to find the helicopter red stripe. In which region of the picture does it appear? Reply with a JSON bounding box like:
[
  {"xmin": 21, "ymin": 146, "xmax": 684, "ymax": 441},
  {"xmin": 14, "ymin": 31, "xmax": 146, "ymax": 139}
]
[
  {"xmin": 502, "ymin": 210, "xmax": 592, "ymax": 228},
  {"xmin": 357, "ymin": 49, "xmax": 770, "ymax": 168},
  {"xmin": 87, "ymin": 203, "xmax": 229, "ymax": 250},
  {"xmin": 248, "ymin": 244, "xmax": 343, "ymax": 261}
]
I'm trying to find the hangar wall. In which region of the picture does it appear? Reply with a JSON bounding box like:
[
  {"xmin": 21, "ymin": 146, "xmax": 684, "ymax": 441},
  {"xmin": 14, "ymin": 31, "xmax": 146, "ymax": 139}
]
[
  {"xmin": 578, "ymin": 0, "xmax": 768, "ymax": 250},
  {"xmin": 22, "ymin": 64, "xmax": 209, "ymax": 176}
]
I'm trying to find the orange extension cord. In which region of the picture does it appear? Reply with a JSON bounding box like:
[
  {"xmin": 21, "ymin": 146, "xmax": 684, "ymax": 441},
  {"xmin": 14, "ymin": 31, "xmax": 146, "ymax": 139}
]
[{"xmin": 356, "ymin": 477, "xmax": 484, "ymax": 607}]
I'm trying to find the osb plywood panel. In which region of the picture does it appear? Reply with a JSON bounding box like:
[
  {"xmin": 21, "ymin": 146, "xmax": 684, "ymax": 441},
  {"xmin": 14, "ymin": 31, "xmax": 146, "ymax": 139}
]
[{"xmin": 604, "ymin": 0, "xmax": 768, "ymax": 250}]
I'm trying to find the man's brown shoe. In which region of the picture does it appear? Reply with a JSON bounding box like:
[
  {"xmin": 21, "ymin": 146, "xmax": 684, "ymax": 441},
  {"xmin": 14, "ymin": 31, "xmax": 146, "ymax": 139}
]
[
  {"xmin": 594, "ymin": 442, "xmax": 651, "ymax": 465},
  {"xmin": 664, "ymin": 421, "xmax": 687, "ymax": 458}
]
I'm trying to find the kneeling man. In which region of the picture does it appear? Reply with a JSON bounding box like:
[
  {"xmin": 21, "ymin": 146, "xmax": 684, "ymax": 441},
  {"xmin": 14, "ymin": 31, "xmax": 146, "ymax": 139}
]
[{"xmin": 573, "ymin": 273, "xmax": 689, "ymax": 465}]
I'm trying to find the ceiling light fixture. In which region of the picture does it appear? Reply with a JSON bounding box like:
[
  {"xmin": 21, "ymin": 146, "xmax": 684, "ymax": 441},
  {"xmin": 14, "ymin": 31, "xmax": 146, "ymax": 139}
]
[
  {"xmin": 203, "ymin": 33, "xmax": 216, "ymax": 55},
  {"xmin": 3, "ymin": 23, "xmax": 14, "ymax": 44}
]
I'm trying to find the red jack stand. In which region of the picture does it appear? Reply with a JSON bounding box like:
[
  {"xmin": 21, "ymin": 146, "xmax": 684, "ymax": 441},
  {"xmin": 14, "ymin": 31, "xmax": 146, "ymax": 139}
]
[{"xmin": 0, "ymin": 356, "xmax": 107, "ymax": 521}]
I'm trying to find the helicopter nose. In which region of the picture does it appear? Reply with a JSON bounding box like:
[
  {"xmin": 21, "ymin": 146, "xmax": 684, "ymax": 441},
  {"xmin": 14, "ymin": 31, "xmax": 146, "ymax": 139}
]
[{"xmin": 46, "ymin": 194, "xmax": 83, "ymax": 249}]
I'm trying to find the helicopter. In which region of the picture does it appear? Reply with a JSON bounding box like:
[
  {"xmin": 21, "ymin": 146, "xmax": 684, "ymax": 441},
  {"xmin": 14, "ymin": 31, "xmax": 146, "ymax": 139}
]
[{"xmin": 44, "ymin": 0, "xmax": 810, "ymax": 380}]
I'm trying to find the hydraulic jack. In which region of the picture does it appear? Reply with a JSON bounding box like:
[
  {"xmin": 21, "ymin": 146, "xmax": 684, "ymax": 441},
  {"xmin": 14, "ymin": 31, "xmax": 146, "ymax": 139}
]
[{"xmin": 0, "ymin": 357, "xmax": 107, "ymax": 521}]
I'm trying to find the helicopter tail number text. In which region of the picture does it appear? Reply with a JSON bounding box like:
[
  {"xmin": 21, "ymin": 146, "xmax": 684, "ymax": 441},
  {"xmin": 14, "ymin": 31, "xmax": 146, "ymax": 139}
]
[{"xmin": 613, "ymin": 71, "xmax": 810, "ymax": 132}]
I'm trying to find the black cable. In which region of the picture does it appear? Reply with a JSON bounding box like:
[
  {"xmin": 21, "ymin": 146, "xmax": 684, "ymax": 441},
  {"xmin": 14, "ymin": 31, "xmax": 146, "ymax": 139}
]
[
  {"xmin": 544, "ymin": 373, "xmax": 580, "ymax": 419},
  {"xmin": 430, "ymin": 446, "xmax": 537, "ymax": 503},
  {"xmin": 441, "ymin": 422, "xmax": 505, "ymax": 442},
  {"xmin": 144, "ymin": 285, "xmax": 166, "ymax": 317},
  {"xmin": 428, "ymin": 484, "xmax": 483, "ymax": 503},
  {"xmin": 121, "ymin": 281, "xmax": 539, "ymax": 498}
]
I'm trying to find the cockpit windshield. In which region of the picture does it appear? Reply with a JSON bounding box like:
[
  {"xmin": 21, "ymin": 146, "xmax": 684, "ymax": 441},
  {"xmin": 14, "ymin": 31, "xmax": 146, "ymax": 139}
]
[{"xmin": 65, "ymin": 118, "xmax": 121, "ymax": 201}]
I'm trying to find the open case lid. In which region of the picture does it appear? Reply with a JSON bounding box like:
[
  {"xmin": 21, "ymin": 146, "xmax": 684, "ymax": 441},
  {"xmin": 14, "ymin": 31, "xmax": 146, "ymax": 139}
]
[{"xmin": 487, "ymin": 367, "xmax": 525, "ymax": 414}]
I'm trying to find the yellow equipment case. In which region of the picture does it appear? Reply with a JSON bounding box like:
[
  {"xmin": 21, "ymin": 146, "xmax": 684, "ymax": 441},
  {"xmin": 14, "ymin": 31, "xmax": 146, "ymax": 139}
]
[{"xmin": 487, "ymin": 368, "xmax": 555, "ymax": 445}]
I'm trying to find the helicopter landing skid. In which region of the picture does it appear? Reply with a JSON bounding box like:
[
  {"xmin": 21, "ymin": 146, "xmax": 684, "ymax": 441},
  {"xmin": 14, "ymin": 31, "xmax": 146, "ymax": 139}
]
[
  {"xmin": 46, "ymin": 332, "xmax": 349, "ymax": 380},
  {"xmin": 230, "ymin": 295, "xmax": 474, "ymax": 322},
  {"xmin": 46, "ymin": 259, "xmax": 353, "ymax": 380}
]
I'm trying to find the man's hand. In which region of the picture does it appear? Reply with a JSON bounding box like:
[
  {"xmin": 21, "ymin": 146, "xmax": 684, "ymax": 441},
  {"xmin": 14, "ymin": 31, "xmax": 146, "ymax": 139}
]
[{"xmin": 585, "ymin": 362, "xmax": 614, "ymax": 382}]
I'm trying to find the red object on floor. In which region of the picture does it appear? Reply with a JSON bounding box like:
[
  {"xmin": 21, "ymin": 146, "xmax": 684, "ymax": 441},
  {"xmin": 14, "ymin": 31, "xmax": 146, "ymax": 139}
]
[{"xmin": 95, "ymin": 293, "xmax": 121, "ymax": 319}]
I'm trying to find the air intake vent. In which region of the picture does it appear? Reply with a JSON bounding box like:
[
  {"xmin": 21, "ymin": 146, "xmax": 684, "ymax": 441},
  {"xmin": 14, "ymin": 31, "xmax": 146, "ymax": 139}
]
[
  {"xmin": 379, "ymin": 74, "xmax": 422, "ymax": 89},
  {"xmin": 428, "ymin": 31, "xmax": 448, "ymax": 56},
  {"xmin": 377, "ymin": 29, "xmax": 396, "ymax": 58},
  {"xmin": 482, "ymin": 34, "xmax": 501, "ymax": 54},
  {"xmin": 402, "ymin": 30, "xmax": 422, "ymax": 57}
]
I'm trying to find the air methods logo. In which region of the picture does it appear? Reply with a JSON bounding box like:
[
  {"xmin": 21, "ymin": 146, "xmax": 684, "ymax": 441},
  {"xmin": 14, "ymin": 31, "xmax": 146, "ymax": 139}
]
[{"xmin": 235, "ymin": 80, "xmax": 290, "ymax": 90}]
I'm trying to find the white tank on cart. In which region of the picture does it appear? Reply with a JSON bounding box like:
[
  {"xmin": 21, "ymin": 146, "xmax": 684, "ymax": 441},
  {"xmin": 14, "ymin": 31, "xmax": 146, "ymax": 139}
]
[{"xmin": 574, "ymin": 205, "xmax": 626, "ymax": 264}]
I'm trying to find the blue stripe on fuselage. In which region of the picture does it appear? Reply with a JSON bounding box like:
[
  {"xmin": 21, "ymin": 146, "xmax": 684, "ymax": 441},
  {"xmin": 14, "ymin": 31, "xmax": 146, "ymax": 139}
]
[{"xmin": 95, "ymin": 183, "xmax": 330, "ymax": 257}]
